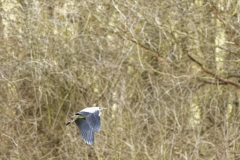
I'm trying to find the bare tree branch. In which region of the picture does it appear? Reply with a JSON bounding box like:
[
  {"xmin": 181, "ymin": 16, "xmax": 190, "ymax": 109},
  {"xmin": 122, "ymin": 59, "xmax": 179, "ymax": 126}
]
[{"xmin": 185, "ymin": 52, "xmax": 240, "ymax": 88}]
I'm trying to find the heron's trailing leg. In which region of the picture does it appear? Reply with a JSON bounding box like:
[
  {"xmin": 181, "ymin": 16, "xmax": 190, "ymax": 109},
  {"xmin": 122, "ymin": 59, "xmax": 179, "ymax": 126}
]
[{"xmin": 66, "ymin": 115, "xmax": 79, "ymax": 125}]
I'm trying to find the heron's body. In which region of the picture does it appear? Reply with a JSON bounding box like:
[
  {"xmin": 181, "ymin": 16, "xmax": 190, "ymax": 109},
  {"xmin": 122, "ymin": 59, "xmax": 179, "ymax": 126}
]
[{"xmin": 66, "ymin": 107, "xmax": 105, "ymax": 145}]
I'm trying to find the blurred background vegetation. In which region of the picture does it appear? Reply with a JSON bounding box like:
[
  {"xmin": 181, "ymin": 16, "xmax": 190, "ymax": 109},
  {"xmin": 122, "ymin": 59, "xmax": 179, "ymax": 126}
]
[{"xmin": 0, "ymin": 0, "xmax": 240, "ymax": 159}]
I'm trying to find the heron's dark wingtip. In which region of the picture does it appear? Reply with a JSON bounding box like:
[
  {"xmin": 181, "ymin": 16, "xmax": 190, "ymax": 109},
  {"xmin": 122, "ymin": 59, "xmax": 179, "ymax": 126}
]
[{"xmin": 85, "ymin": 142, "xmax": 93, "ymax": 145}]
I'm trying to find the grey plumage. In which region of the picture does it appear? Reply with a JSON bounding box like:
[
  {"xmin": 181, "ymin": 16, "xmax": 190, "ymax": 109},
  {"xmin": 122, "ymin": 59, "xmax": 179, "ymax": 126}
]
[{"xmin": 66, "ymin": 107, "xmax": 105, "ymax": 145}]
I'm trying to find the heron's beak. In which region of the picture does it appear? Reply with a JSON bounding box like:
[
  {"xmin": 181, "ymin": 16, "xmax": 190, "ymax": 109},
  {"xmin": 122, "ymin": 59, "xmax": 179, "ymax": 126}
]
[{"xmin": 100, "ymin": 108, "xmax": 107, "ymax": 110}]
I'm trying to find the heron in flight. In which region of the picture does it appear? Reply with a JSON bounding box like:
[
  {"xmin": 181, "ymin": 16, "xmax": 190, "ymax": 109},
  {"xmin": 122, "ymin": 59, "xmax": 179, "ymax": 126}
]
[{"xmin": 66, "ymin": 107, "xmax": 105, "ymax": 145}]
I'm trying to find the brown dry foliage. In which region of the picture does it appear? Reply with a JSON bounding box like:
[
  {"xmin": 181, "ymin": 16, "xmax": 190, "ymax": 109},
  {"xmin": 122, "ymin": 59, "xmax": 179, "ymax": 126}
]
[{"xmin": 0, "ymin": 0, "xmax": 240, "ymax": 159}]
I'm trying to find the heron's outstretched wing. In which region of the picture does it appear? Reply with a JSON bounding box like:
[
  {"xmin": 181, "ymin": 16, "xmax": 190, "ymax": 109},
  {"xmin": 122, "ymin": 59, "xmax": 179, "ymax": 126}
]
[
  {"xmin": 75, "ymin": 118, "xmax": 94, "ymax": 145},
  {"xmin": 76, "ymin": 110, "xmax": 100, "ymax": 132}
]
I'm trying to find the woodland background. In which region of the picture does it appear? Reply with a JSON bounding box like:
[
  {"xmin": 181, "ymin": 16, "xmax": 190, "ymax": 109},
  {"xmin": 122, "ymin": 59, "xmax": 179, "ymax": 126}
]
[{"xmin": 0, "ymin": 0, "xmax": 240, "ymax": 159}]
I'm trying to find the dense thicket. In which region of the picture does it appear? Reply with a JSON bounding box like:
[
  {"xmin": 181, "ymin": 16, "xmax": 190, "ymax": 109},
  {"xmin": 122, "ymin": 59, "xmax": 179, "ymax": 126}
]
[{"xmin": 0, "ymin": 0, "xmax": 239, "ymax": 159}]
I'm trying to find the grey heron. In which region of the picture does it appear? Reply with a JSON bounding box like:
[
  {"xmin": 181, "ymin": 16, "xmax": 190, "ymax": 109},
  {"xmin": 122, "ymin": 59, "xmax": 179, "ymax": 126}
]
[{"xmin": 66, "ymin": 107, "xmax": 105, "ymax": 145}]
